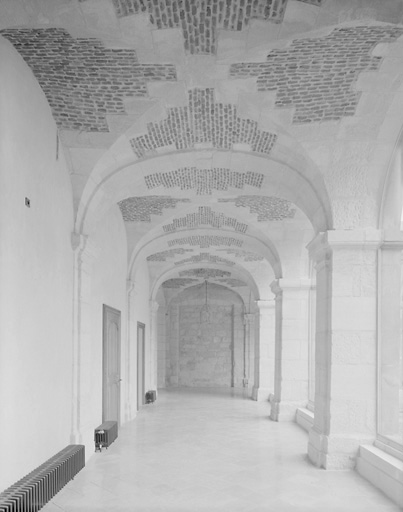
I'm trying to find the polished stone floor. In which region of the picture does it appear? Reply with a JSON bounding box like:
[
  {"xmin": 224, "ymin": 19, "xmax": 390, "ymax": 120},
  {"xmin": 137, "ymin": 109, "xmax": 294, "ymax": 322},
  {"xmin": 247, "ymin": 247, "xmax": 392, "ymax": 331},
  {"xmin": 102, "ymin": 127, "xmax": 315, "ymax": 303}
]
[{"xmin": 43, "ymin": 388, "xmax": 401, "ymax": 511}]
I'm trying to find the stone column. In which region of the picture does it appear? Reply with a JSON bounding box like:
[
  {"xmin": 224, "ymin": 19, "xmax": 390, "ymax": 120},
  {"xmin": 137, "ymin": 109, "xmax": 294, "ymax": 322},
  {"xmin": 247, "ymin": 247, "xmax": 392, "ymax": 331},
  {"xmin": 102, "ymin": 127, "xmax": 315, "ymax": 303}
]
[
  {"xmin": 243, "ymin": 312, "xmax": 255, "ymax": 390},
  {"xmin": 252, "ymin": 300, "xmax": 275, "ymax": 401},
  {"xmin": 70, "ymin": 231, "xmax": 98, "ymax": 445},
  {"xmin": 149, "ymin": 300, "xmax": 160, "ymax": 392},
  {"xmin": 307, "ymin": 230, "xmax": 379, "ymax": 469},
  {"xmin": 269, "ymin": 279, "xmax": 311, "ymax": 421}
]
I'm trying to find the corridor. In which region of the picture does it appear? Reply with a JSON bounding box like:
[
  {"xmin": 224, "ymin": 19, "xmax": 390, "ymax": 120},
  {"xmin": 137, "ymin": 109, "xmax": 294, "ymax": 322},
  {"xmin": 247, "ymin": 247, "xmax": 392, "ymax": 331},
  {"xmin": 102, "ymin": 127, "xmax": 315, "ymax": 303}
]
[{"xmin": 43, "ymin": 389, "xmax": 400, "ymax": 512}]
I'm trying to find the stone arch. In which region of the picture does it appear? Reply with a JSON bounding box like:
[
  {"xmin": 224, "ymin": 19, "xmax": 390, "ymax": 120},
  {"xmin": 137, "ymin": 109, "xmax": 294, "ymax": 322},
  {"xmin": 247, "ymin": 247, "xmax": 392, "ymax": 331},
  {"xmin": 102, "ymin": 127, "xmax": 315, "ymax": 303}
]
[
  {"xmin": 76, "ymin": 145, "xmax": 333, "ymax": 237},
  {"xmin": 150, "ymin": 263, "xmax": 261, "ymax": 303}
]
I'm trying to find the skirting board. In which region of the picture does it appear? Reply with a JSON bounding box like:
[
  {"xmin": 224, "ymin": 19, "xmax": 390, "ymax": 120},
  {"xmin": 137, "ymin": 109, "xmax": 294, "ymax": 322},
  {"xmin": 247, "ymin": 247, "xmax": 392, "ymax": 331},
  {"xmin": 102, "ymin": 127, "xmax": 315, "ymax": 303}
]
[{"xmin": 356, "ymin": 445, "xmax": 403, "ymax": 508}]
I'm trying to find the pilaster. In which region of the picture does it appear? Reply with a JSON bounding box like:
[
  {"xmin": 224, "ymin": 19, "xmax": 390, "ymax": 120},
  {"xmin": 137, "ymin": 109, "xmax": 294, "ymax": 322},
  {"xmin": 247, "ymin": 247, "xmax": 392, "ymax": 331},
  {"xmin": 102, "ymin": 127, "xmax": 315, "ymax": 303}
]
[
  {"xmin": 70, "ymin": 231, "xmax": 98, "ymax": 445},
  {"xmin": 377, "ymin": 237, "xmax": 403, "ymax": 440},
  {"xmin": 252, "ymin": 302, "xmax": 274, "ymax": 401},
  {"xmin": 150, "ymin": 300, "xmax": 160, "ymax": 392},
  {"xmin": 269, "ymin": 278, "xmax": 312, "ymax": 421},
  {"xmin": 307, "ymin": 229, "xmax": 381, "ymax": 469}
]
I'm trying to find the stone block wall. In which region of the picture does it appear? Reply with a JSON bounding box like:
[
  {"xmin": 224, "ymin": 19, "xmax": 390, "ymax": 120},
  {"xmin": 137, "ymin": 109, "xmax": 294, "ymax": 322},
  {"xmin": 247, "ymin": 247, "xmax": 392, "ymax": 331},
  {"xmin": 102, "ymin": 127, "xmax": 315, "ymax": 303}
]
[
  {"xmin": 178, "ymin": 305, "xmax": 233, "ymax": 387},
  {"xmin": 165, "ymin": 283, "xmax": 246, "ymax": 388}
]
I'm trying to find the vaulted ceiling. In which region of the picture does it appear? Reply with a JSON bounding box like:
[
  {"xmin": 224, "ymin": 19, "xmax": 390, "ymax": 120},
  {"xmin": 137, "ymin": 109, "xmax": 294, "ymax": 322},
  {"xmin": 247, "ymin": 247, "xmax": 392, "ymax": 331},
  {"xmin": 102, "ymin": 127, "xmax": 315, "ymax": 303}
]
[{"xmin": 2, "ymin": 0, "xmax": 402, "ymax": 298}]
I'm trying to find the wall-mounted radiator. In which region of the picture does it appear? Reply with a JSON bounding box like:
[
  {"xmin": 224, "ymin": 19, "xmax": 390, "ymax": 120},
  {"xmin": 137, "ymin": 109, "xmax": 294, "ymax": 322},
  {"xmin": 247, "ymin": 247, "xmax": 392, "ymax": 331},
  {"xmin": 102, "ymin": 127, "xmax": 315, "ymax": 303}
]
[
  {"xmin": 0, "ymin": 444, "xmax": 85, "ymax": 512},
  {"xmin": 94, "ymin": 421, "xmax": 118, "ymax": 451}
]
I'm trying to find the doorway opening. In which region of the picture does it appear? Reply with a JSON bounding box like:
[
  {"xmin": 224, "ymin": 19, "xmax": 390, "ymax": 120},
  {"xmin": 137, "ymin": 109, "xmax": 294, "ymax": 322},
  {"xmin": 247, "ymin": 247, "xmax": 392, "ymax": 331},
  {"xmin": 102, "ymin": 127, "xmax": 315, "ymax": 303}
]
[{"xmin": 102, "ymin": 305, "xmax": 121, "ymax": 424}]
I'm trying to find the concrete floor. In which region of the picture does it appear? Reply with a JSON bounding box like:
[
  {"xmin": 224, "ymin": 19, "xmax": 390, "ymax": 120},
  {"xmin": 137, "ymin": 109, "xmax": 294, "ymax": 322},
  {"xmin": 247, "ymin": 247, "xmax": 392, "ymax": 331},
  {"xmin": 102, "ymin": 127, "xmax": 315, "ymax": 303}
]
[{"xmin": 43, "ymin": 388, "xmax": 401, "ymax": 511}]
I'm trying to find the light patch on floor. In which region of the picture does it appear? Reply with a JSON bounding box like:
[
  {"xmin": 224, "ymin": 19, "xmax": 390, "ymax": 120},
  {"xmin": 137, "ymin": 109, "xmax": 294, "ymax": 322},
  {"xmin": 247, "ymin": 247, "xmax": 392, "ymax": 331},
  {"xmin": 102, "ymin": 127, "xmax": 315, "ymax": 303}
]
[{"xmin": 42, "ymin": 388, "xmax": 400, "ymax": 512}]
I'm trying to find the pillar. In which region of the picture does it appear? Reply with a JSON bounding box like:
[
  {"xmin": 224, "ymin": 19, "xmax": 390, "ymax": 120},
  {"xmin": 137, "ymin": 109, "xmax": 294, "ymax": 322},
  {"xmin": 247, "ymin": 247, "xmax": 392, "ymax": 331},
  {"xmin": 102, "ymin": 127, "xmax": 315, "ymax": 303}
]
[
  {"xmin": 269, "ymin": 279, "xmax": 311, "ymax": 421},
  {"xmin": 378, "ymin": 239, "xmax": 403, "ymax": 439},
  {"xmin": 307, "ymin": 230, "xmax": 379, "ymax": 469},
  {"xmin": 252, "ymin": 300, "xmax": 275, "ymax": 401}
]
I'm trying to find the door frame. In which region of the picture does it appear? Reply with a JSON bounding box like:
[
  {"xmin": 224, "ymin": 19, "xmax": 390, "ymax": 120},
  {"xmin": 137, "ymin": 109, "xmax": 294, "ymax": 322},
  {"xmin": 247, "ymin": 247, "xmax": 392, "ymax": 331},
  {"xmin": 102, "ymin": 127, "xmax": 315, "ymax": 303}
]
[
  {"xmin": 102, "ymin": 304, "xmax": 121, "ymax": 424},
  {"xmin": 137, "ymin": 321, "xmax": 146, "ymax": 410}
]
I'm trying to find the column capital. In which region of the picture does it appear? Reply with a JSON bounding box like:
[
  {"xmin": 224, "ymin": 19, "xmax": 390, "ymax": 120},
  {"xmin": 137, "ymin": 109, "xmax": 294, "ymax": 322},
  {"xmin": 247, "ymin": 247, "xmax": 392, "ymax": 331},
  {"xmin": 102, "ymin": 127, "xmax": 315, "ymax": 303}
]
[
  {"xmin": 150, "ymin": 300, "xmax": 160, "ymax": 313},
  {"xmin": 307, "ymin": 229, "xmax": 385, "ymax": 257},
  {"xmin": 71, "ymin": 231, "xmax": 87, "ymax": 252},
  {"xmin": 255, "ymin": 299, "xmax": 275, "ymax": 310},
  {"xmin": 270, "ymin": 278, "xmax": 313, "ymax": 296},
  {"xmin": 126, "ymin": 279, "xmax": 135, "ymax": 294}
]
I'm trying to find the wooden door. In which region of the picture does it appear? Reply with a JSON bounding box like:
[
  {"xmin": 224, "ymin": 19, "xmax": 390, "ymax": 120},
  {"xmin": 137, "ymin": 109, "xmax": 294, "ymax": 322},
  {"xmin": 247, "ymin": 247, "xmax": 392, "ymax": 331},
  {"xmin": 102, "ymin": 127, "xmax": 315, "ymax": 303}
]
[
  {"xmin": 103, "ymin": 305, "xmax": 121, "ymax": 424},
  {"xmin": 137, "ymin": 322, "xmax": 145, "ymax": 410}
]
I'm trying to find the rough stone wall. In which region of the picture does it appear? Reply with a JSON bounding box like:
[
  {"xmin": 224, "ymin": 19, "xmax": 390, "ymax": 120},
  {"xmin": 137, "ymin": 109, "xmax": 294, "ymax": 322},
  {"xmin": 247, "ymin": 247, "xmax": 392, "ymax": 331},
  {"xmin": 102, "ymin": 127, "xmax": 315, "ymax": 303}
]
[
  {"xmin": 0, "ymin": 28, "xmax": 176, "ymax": 132},
  {"xmin": 165, "ymin": 284, "xmax": 245, "ymax": 387},
  {"xmin": 130, "ymin": 88, "xmax": 277, "ymax": 158},
  {"xmin": 178, "ymin": 305, "xmax": 233, "ymax": 387},
  {"xmin": 230, "ymin": 25, "xmax": 403, "ymax": 124}
]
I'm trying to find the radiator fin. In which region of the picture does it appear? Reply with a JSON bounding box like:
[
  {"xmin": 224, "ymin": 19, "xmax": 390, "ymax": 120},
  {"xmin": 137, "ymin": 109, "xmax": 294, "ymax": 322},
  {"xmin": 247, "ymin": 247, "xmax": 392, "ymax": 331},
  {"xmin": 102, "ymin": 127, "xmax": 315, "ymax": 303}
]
[{"xmin": 0, "ymin": 444, "xmax": 85, "ymax": 512}]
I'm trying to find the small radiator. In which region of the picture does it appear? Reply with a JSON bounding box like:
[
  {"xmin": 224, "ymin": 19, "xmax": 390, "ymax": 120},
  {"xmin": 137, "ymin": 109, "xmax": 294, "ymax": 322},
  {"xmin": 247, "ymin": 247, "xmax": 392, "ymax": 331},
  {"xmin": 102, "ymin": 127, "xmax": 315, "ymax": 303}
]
[
  {"xmin": 94, "ymin": 421, "xmax": 118, "ymax": 452},
  {"xmin": 145, "ymin": 390, "xmax": 157, "ymax": 404},
  {"xmin": 0, "ymin": 444, "xmax": 85, "ymax": 512}
]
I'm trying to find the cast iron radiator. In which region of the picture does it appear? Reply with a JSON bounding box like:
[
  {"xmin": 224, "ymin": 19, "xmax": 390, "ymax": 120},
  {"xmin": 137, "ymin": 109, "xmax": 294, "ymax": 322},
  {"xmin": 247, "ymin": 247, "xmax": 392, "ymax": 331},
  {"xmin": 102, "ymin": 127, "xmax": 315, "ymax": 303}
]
[
  {"xmin": 94, "ymin": 421, "xmax": 118, "ymax": 452},
  {"xmin": 0, "ymin": 444, "xmax": 85, "ymax": 512}
]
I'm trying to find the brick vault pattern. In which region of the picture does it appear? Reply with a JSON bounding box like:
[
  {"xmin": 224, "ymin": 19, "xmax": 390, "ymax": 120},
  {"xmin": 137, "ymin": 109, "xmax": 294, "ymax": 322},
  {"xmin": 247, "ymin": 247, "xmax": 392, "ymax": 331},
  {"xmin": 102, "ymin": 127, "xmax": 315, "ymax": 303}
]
[
  {"xmin": 147, "ymin": 248, "xmax": 193, "ymax": 261},
  {"xmin": 218, "ymin": 196, "xmax": 295, "ymax": 221},
  {"xmin": 218, "ymin": 248, "xmax": 263, "ymax": 261},
  {"xmin": 230, "ymin": 26, "xmax": 403, "ymax": 123},
  {"xmin": 179, "ymin": 268, "xmax": 231, "ymax": 279},
  {"xmin": 130, "ymin": 88, "xmax": 277, "ymax": 158},
  {"xmin": 218, "ymin": 278, "xmax": 247, "ymax": 287},
  {"xmin": 0, "ymin": 28, "xmax": 176, "ymax": 132},
  {"xmin": 118, "ymin": 196, "xmax": 190, "ymax": 221},
  {"xmin": 175, "ymin": 253, "xmax": 235, "ymax": 266},
  {"xmin": 145, "ymin": 168, "xmax": 264, "ymax": 195},
  {"xmin": 162, "ymin": 278, "xmax": 198, "ymax": 288},
  {"xmin": 168, "ymin": 235, "xmax": 243, "ymax": 249},
  {"xmin": 163, "ymin": 207, "xmax": 248, "ymax": 233},
  {"xmin": 111, "ymin": 0, "xmax": 288, "ymax": 54},
  {"xmin": 298, "ymin": 0, "xmax": 322, "ymax": 5}
]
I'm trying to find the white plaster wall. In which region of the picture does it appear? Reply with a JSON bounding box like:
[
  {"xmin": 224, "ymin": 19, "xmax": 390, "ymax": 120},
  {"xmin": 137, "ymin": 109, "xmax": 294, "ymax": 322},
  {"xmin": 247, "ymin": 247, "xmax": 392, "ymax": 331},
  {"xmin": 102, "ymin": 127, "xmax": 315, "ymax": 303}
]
[
  {"xmin": 0, "ymin": 38, "xmax": 74, "ymax": 491},
  {"xmin": 85, "ymin": 205, "xmax": 127, "ymax": 451}
]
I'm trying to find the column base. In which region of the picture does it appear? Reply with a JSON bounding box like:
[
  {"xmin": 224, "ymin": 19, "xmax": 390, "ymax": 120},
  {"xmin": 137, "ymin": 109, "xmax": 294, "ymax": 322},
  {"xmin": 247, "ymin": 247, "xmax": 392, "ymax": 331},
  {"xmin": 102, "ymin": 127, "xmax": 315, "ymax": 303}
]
[
  {"xmin": 270, "ymin": 399, "xmax": 305, "ymax": 421},
  {"xmin": 252, "ymin": 386, "xmax": 272, "ymax": 401},
  {"xmin": 308, "ymin": 427, "xmax": 375, "ymax": 469}
]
